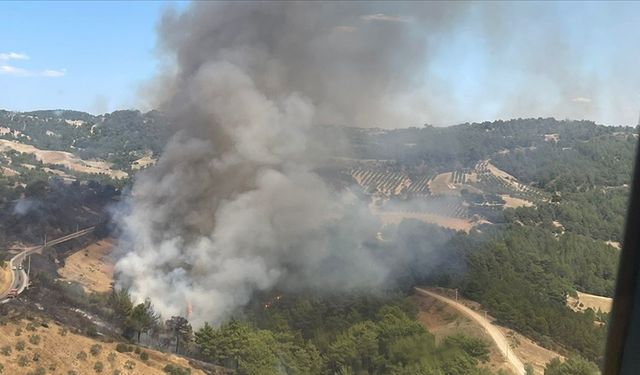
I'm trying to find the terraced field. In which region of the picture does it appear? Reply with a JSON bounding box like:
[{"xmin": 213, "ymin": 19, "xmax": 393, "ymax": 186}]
[{"xmin": 350, "ymin": 167, "xmax": 437, "ymax": 197}]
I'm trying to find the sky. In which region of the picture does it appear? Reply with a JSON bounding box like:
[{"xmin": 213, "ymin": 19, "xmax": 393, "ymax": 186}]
[
  {"xmin": 1, "ymin": 1, "xmax": 639, "ymax": 126},
  {"xmin": 0, "ymin": 1, "xmax": 188, "ymax": 114}
]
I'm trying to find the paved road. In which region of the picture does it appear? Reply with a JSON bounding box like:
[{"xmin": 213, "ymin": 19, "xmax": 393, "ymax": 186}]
[
  {"xmin": 415, "ymin": 288, "xmax": 526, "ymax": 375},
  {"xmin": 0, "ymin": 227, "xmax": 94, "ymax": 303}
]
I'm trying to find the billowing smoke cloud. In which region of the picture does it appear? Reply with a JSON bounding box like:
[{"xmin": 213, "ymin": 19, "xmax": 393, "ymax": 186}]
[
  {"xmin": 114, "ymin": 1, "xmax": 638, "ymax": 325},
  {"xmin": 115, "ymin": 2, "xmax": 464, "ymax": 325}
]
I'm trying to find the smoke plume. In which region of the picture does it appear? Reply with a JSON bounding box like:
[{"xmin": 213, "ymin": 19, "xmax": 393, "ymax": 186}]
[
  {"xmin": 115, "ymin": 2, "xmax": 464, "ymax": 325},
  {"xmin": 115, "ymin": 1, "xmax": 639, "ymax": 324}
]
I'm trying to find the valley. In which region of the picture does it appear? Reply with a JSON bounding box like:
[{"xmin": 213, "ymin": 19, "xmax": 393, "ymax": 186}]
[{"xmin": 0, "ymin": 112, "xmax": 633, "ymax": 374}]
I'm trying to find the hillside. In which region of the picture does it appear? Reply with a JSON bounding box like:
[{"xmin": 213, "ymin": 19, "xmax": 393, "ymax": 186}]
[
  {"xmin": 0, "ymin": 112, "xmax": 634, "ymax": 374},
  {"xmin": 0, "ymin": 318, "xmax": 216, "ymax": 375}
]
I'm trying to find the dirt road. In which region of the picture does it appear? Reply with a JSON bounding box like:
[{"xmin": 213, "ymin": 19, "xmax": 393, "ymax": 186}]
[{"xmin": 415, "ymin": 288, "xmax": 526, "ymax": 375}]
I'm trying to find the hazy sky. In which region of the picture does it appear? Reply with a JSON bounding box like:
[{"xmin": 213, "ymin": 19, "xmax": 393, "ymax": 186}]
[{"xmin": 1, "ymin": 1, "xmax": 639, "ymax": 126}]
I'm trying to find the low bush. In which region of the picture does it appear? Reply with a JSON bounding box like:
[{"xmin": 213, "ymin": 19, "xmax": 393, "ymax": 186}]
[
  {"xmin": 29, "ymin": 334, "xmax": 42, "ymax": 345},
  {"xmin": 115, "ymin": 343, "xmax": 133, "ymax": 353},
  {"xmin": 94, "ymin": 361, "xmax": 104, "ymax": 373},
  {"xmin": 90, "ymin": 344, "xmax": 102, "ymax": 356},
  {"xmin": 17, "ymin": 354, "xmax": 29, "ymax": 367},
  {"xmin": 163, "ymin": 364, "xmax": 191, "ymax": 375}
]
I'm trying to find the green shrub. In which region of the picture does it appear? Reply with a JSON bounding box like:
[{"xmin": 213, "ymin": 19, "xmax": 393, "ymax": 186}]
[
  {"xmin": 163, "ymin": 364, "xmax": 191, "ymax": 375},
  {"xmin": 33, "ymin": 367, "xmax": 46, "ymax": 375},
  {"xmin": 67, "ymin": 371, "xmax": 78, "ymax": 375},
  {"xmin": 124, "ymin": 360, "xmax": 135, "ymax": 370},
  {"xmin": 29, "ymin": 334, "xmax": 42, "ymax": 345},
  {"xmin": 26, "ymin": 322, "xmax": 37, "ymax": 332},
  {"xmin": 140, "ymin": 351, "xmax": 149, "ymax": 361},
  {"xmin": 16, "ymin": 340, "xmax": 25, "ymax": 351},
  {"xmin": 33, "ymin": 352, "xmax": 40, "ymax": 361},
  {"xmin": 115, "ymin": 343, "xmax": 133, "ymax": 353},
  {"xmin": 58, "ymin": 327, "xmax": 68, "ymax": 336},
  {"xmin": 0, "ymin": 363, "xmax": 4, "ymax": 373},
  {"xmin": 107, "ymin": 352, "xmax": 116, "ymax": 363},
  {"xmin": 15, "ymin": 327, "xmax": 22, "ymax": 336},
  {"xmin": 77, "ymin": 351, "xmax": 88, "ymax": 361},
  {"xmin": 17, "ymin": 354, "xmax": 29, "ymax": 367},
  {"xmin": 112, "ymin": 370, "xmax": 121, "ymax": 375},
  {"xmin": 90, "ymin": 344, "xmax": 102, "ymax": 356},
  {"xmin": 94, "ymin": 361, "xmax": 104, "ymax": 373},
  {"xmin": 134, "ymin": 346, "xmax": 141, "ymax": 354},
  {"xmin": 0, "ymin": 345, "xmax": 11, "ymax": 356}
]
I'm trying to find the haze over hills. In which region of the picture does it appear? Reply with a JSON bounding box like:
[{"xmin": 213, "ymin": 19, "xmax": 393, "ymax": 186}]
[{"xmin": 0, "ymin": 108, "xmax": 633, "ymax": 374}]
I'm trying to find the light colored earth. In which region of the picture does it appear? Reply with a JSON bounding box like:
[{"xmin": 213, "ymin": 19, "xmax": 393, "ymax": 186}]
[
  {"xmin": 43, "ymin": 167, "xmax": 75, "ymax": 181},
  {"xmin": 415, "ymin": 288, "xmax": 529, "ymax": 375},
  {"xmin": 428, "ymin": 172, "xmax": 459, "ymax": 195},
  {"xmin": 58, "ymin": 239, "xmax": 116, "ymax": 293},
  {"xmin": 0, "ymin": 139, "xmax": 127, "ymax": 179},
  {"xmin": 372, "ymin": 207, "xmax": 477, "ymax": 232},
  {"xmin": 417, "ymin": 287, "xmax": 564, "ymax": 374},
  {"xmin": 1, "ymin": 166, "xmax": 19, "ymax": 177},
  {"xmin": 605, "ymin": 241, "xmax": 621, "ymax": 250},
  {"xmin": 132, "ymin": 153, "xmax": 156, "ymax": 170},
  {"xmin": 567, "ymin": 291, "xmax": 613, "ymax": 314},
  {"xmin": 0, "ymin": 319, "xmax": 205, "ymax": 374},
  {"xmin": 480, "ymin": 160, "xmax": 532, "ymax": 193},
  {"xmin": 496, "ymin": 326, "xmax": 564, "ymax": 375},
  {"xmin": 0, "ymin": 262, "xmax": 12, "ymax": 296},
  {"xmin": 415, "ymin": 292, "xmax": 514, "ymax": 374},
  {"xmin": 500, "ymin": 195, "xmax": 534, "ymax": 208}
]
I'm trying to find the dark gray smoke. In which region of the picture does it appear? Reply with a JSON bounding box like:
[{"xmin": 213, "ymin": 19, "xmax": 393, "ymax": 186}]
[
  {"xmin": 114, "ymin": 1, "xmax": 633, "ymax": 325},
  {"xmin": 116, "ymin": 2, "xmax": 466, "ymax": 325}
]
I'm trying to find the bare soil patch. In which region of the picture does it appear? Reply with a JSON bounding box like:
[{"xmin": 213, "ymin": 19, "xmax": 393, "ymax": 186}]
[
  {"xmin": 373, "ymin": 209, "xmax": 476, "ymax": 232},
  {"xmin": 414, "ymin": 292, "xmax": 514, "ymax": 374},
  {"xmin": 0, "ymin": 139, "xmax": 127, "ymax": 179},
  {"xmin": 500, "ymin": 194, "xmax": 534, "ymax": 209},
  {"xmin": 415, "ymin": 288, "xmax": 562, "ymax": 375},
  {"xmin": 0, "ymin": 263, "xmax": 11, "ymax": 295},
  {"xmin": 58, "ymin": 239, "xmax": 116, "ymax": 293},
  {"xmin": 428, "ymin": 172, "xmax": 458, "ymax": 195},
  {"xmin": 605, "ymin": 241, "xmax": 621, "ymax": 250},
  {"xmin": 567, "ymin": 291, "xmax": 612, "ymax": 314},
  {"xmin": 132, "ymin": 153, "xmax": 156, "ymax": 170}
]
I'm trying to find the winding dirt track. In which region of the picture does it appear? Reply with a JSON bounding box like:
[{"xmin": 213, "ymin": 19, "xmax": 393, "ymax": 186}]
[{"xmin": 415, "ymin": 288, "xmax": 526, "ymax": 375}]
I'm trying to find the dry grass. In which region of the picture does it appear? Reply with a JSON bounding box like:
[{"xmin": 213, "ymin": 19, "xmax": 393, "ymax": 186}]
[
  {"xmin": 58, "ymin": 239, "xmax": 116, "ymax": 294},
  {"xmin": 428, "ymin": 172, "xmax": 459, "ymax": 195},
  {"xmin": 373, "ymin": 209, "xmax": 477, "ymax": 232},
  {"xmin": 500, "ymin": 194, "xmax": 534, "ymax": 209},
  {"xmin": 567, "ymin": 291, "xmax": 613, "ymax": 314},
  {"xmin": 496, "ymin": 327, "xmax": 564, "ymax": 375},
  {"xmin": 1, "ymin": 166, "xmax": 19, "ymax": 177},
  {"xmin": 0, "ymin": 262, "xmax": 12, "ymax": 295},
  {"xmin": 132, "ymin": 154, "xmax": 156, "ymax": 170},
  {"xmin": 0, "ymin": 139, "xmax": 127, "ymax": 179},
  {"xmin": 414, "ymin": 290, "xmax": 562, "ymax": 375},
  {"xmin": 0, "ymin": 319, "xmax": 205, "ymax": 375},
  {"xmin": 414, "ymin": 293, "xmax": 514, "ymax": 374}
]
